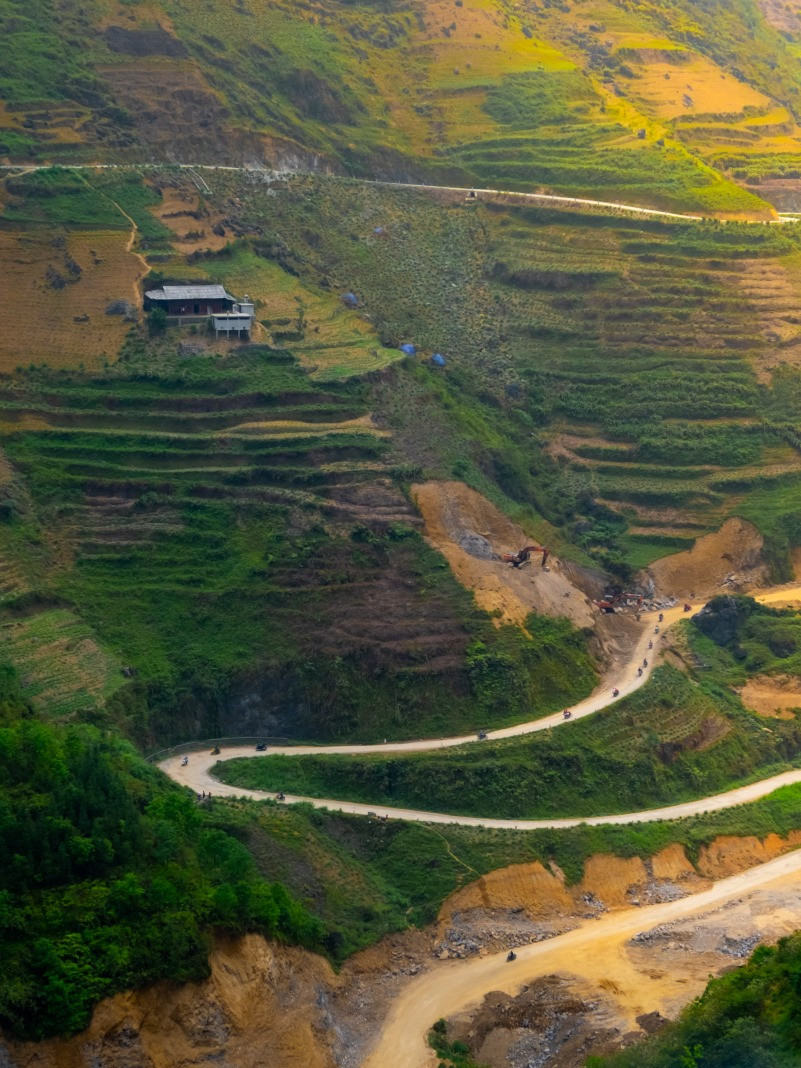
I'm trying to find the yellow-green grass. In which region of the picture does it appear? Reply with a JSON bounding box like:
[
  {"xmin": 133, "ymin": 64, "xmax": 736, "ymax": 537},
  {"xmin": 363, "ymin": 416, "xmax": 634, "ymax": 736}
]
[
  {"xmin": 0, "ymin": 229, "xmax": 142, "ymax": 372},
  {"xmin": 0, "ymin": 607, "xmax": 124, "ymax": 718},
  {"xmin": 201, "ymin": 243, "xmax": 402, "ymax": 380}
]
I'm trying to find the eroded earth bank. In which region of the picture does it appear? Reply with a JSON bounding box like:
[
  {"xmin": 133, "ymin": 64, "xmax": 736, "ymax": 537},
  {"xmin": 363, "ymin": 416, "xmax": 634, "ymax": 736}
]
[{"xmin": 6, "ymin": 832, "xmax": 801, "ymax": 1068}]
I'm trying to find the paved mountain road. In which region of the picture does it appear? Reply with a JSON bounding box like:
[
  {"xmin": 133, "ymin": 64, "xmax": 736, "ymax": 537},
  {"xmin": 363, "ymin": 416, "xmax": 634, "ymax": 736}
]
[{"xmin": 162, "ymin": 584, "xmax": 801, "ymax": 829}]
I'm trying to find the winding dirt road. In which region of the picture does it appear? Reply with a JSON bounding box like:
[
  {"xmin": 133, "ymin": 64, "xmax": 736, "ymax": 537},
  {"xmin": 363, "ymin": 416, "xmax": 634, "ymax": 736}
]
[
  {"xmin": 362, "ymin": 848, "xmax": 801, "ymax": 1068},
  {"xmin": 161, "ymin": 584, "xmax": 801, "ymax": 829},
  {"xmin": 0, "ymin": 162, "xmax": 722, "ymax": 222}
]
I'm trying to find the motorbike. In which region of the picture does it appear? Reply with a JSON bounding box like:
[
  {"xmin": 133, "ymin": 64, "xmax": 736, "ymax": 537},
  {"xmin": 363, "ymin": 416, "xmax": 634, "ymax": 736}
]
[
  {"xmin": 562, "ymin": 709, "xmax": 572, "ymax": 719},
  {"xmin": 255, "ymin": 741, "xmax": 267, "ymax": 751},
  {"xmin": 181, "ymin": 756, "xmax": 188, "ymax": 766},
  {"xmin": 210, "ymin": 746, "xmax": 220, "ymax": 755},
  {"xmin": 506, "ymin": 951, "xmax": 517, "ymax": 962}
]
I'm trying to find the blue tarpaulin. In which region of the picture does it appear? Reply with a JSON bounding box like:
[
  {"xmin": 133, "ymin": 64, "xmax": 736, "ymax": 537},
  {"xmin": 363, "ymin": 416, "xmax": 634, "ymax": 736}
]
[
  {"xmin": 399, "ymin": 343, "xmax": 416, "ymax": 355},
  {"xmin": 341, "ymin": 292, "xmax": 359, "ymax": 308},
  {"xmin": 431, "ymin": 353, "xmax": 446, "ymax": 367}
]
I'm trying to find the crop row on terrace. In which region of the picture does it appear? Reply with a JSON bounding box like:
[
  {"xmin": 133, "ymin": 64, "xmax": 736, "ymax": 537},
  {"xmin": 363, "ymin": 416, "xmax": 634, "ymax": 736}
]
[
  {"xmin": 0, "ymin": 340, "xmax": 598, "ymax": 747},
  {"xmin": 478, "ymin": 204, "xmax": 801, "ymax": 564},
  {"xmin": 190, "ymin": 172, "xmax": 801, "ymax": 572}
]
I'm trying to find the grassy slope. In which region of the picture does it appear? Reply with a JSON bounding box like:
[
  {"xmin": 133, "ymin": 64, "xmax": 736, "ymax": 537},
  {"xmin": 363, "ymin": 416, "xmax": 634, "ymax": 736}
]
[
  {"xmin": 222, "ymin": 780, "xmax": 801, "ymax": 958},
  {"xmin": 4, "ymin": 0, "xmax": 800, "ymax": 213},
  {"xmin": 216, "ymin": 601, "xmax": 801, "ymax": 817},
  {"xmin": 7, "ymin": 168, "xmax": 801, "ymax": 748},
  {"xmin": 208, "ymin": 170, "xmax": 801, "ymax": 573}
]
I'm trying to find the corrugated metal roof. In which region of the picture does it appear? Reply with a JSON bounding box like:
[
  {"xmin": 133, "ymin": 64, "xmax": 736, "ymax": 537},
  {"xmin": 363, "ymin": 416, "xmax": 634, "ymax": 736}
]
[{"xmin": 162, "ymin": 285, "xmax": 232, "ymax": 300}]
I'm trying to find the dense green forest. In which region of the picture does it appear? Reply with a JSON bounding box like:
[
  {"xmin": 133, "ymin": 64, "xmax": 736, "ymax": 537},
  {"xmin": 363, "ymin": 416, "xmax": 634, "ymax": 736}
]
[{"xmin": 0, "ymin": 665, "xmax": 321, "ymax": 1039}]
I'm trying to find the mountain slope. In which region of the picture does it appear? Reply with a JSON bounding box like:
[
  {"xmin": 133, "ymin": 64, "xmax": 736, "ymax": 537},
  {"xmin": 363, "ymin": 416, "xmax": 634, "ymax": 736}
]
[{"xmin": 6, "ymin": 0, "xmax": 801, "ymax": 212}]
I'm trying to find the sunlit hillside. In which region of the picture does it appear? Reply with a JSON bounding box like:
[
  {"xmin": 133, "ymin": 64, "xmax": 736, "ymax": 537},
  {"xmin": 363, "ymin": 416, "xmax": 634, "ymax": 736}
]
[{"xmin": 6, "ymin": 0, "xmax": 801, "ymax": 212}]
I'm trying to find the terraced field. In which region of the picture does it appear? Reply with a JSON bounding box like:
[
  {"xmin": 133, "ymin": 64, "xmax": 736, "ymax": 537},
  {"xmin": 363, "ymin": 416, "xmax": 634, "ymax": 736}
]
[
  {"xmin": 478, "ymin": 205, "xmax": 801, "ymax": 565},
  {"xmin": 0, "ymin": 345, "xmax": 597, "ymax": 745},
  {"xmin": 4, "ymin": 0, "xmax": 795, "ymax": 214}
]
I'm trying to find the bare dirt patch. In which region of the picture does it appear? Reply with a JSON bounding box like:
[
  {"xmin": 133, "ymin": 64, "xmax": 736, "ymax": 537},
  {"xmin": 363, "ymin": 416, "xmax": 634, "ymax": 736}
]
[
  {"xmin": 411, "ymin": 481, "xmax": 596, "ymax": 629},
  {"xmin": 438, "ymin": 846, "xmax": 709, "ymax": 938},
  {"xmin": 151, "ymin": 182, "xmax": 231, "ymax": 253},
  {"xmin": 647, "ymin": 516, "xmax": 768, "ymax": 599},
  {"xmin": 9, "ymin": 837, "xmax": 801, "ymax": 1068},
  {"xmin": 739, "ymin": 674, "xmax": 801, "ymax": 717},
  {"xmin": 438, "ymin": 844, "xmax": 801, "ymax": 1068},
  {"xmin": 697, "ymin": 830, "xmax": 801, "ymax": 878},
  {"xmin": 757, "ymin": 0, "xmax": 801, "ymax": 32}
]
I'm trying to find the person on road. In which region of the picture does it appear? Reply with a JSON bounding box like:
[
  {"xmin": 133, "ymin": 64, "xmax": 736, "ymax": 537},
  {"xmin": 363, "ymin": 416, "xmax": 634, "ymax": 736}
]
[
  {"xmin": 648, "ymin": 640, "xmax": 653, "ymax": 650},
  {"xmin": 654, "ymin": 626, "xmax": 660, "ymax": 634},
  {"xmin": 612, "ymin": 687, "xmax": 620, "ymax": 697},
  {"xmin": 181, "ymin": 755, "xmax": 188, "ymax": 766},
  {"xmin": 658, "ymin": 612, "xmax": 664, "ymax": 622},
  {"xmin": 643, "ymin": 658, "xmax": 648, "ymax": 668},
  {"xmin": 637, "ymin": 667, "xmax": 643, "ymax": 677},
  {"xmin": 562, "ymin": 709, "xmax": 572, "ymax": 719}
]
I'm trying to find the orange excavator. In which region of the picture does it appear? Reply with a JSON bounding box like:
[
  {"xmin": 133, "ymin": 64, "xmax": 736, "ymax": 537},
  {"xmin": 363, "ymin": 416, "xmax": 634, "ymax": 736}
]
[
  {"xmin": 594, "ymin": 591, "xmax": 643, "ymax": 614},
  {"xmin": 501, "ymin": 544, "xmax": 549, "ymax": 569}
]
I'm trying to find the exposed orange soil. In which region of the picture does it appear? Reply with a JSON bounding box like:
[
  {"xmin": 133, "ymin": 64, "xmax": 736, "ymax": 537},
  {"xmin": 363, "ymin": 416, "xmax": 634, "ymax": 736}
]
[
  {"xmin": 739, "ymin": 674, "xmax": 801, "ymax": 718},
  {"xmin": 3, "ymin": 935, "xmax": 340, "ymax": 1068},
  {"xmin": 647, "ymin": 516, "xmax": 768, "ymax": 599},
  {"xmin": 439, "ymin": 845, "xmax": 709, "ymax": 924},
  {"xmin": 411, "ymin": 480, "xmax": 595, "ymax": 629},
  {"xmin": 0, "ymin": 230, "xmax": 142, "ymax": 371},
  {"xmin": 696, "ymin": 830, "xmax": 801, "ymax": 877},
  {"xmin": 441, "ymin": 833, "xmax": 801, "ymax": 929}
]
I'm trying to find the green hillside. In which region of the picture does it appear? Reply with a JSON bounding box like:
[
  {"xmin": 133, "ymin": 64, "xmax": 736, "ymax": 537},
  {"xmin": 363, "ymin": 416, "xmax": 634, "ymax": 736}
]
[
  {"xmin": 7, "ymin": 0, "xmax": 801, "ymax": 1050},
  {"xmin": 7, "ymin": 0, "xmax": 801, "ymax": 213}
]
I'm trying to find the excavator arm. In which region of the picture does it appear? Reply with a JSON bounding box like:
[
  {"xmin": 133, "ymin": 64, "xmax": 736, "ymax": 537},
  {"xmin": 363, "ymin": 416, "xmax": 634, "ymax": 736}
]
[{"xmin": 500, "ymin": 544, "xmax": 549, "ymax": 568}]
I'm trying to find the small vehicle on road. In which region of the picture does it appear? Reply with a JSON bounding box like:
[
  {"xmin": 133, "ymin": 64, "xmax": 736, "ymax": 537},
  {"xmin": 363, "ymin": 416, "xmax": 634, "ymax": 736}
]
[
  {"xmin": 255, "ymin": 741, "xmax": 267, "ymax": 751},
  {"xmin": 181, "ymin": 755, "xmax": 188, "ymax": 766},
  {"xmin": 506, "ymin": 951, "xmax": 517, "ymax": 962},
  {"xmin": 210, "ymin": 745, "xmax": 220, "ymax": 755},
  {"xmin": 477, "ymin": 729, "xmax": 488, "ymax": 740},
  {"xmin": 562, "ymin": 709, "xmax": 572, "ymax": 719}
]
